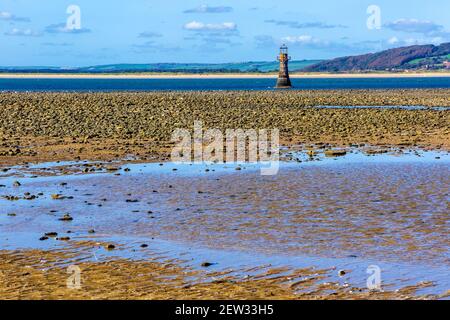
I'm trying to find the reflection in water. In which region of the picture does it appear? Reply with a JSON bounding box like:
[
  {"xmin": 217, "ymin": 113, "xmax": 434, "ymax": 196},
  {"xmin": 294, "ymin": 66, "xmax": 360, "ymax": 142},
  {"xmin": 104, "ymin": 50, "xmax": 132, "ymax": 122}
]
[{"xmin": 0, "ymin": 150, "xmax": 449, "ymax": 295}]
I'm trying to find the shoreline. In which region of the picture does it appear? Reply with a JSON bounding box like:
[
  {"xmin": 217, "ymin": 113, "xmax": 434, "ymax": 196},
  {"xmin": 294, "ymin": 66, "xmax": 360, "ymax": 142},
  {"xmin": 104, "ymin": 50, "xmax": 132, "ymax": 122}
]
[
  {"xmin": 2, "ymin": 72, "xmax": 450, "ymax": 79},
  {"xmin": 0, "ymin": 90, "xmax": 449, "ymax": 166},
  {"xmin": 1, "ymin": 148, "xmax": 449, "ymax": 300},
  {"xmin": 1, "ymin": 246, "xmax": 431, "ymax": 300},
  {"xmin": 1, "ymin": 90, "xmax": 449, "ymax": 300}
]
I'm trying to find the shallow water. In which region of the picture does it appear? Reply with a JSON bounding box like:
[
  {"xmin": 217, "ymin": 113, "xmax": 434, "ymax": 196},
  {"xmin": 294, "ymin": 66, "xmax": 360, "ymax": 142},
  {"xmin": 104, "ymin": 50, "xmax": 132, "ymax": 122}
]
[
  {"xmin": 1, "ymin": 149, "xmax": 449, "ymax": 295},
  {"xmin": 1, "ymin": 77, "xmax": 450, "ymax": 91}
]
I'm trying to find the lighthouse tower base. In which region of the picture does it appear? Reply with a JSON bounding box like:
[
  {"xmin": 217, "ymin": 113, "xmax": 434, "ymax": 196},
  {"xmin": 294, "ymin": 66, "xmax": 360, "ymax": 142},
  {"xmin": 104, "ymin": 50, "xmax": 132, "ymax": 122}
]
[{"xmin": 276, "ymin": 76, "xmax": 292, "ymax": 88}]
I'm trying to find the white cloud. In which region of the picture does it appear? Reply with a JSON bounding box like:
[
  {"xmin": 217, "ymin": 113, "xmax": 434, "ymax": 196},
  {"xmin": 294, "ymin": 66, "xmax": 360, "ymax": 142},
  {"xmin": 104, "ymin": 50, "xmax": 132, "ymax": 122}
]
[
  {"xmin": 265, "ymin": 19, "xmax": 347, "ymax": 29},
  {"xmin": 184, "ymin": 5, "xmax": 233, "ymax": 14},
  {"xmin": 0, "ymin": 11, "xmax": 12, "ymax": 19},
  {"xmin": 385, "ymin": 19, "xmax": 442, "ymax": 34},
  {"xmin": 183, "ymin": 21, "xmax": 237, "ymax": 31},
  {"xmin": 281, "ymin": 35, "xmax": 327, "ymax": 45},
  {"xmin": 45, "ymin": 23, "xmax": 91, "ymax": 34},
  {"xmin": 279, "ymin": 35, "xmax": 362, "ymax": 52},
  {"xmin": 404, "ymin": 37, "xmax": 444, "ymax": 45},
  {"xmin": 138, "ymin": 32, "xmax": 163, "ymax": 38},
  {"xmin": 384, "ymin": 19, "xmax": 450, "ymax": 46},
  {"xmin": 4, "ymin": 28, "xmax": 41, "ymax": 37},
  {"xmin": 388, "ymin": 36, "xmax": 399, "ymax": 45},
  {"xmin": 42, "ymin": 42, "xmax": 73, "ymax": 47},
  {"xmin": 0, "ymin": 11, "xmax": 30, "ymax": 22},
  {"xmin": 385, "ymin": 36, "xmax": 445, "ymax": 48}
]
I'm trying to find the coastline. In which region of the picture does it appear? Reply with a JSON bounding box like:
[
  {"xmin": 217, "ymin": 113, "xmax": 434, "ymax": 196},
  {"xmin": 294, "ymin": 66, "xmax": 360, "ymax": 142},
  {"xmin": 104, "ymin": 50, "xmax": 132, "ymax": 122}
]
[
  {"xmin": 1, "ymin": 90, "xmax": 449, "ymax": 166},
  {"xmin": 1, "ymin": 72, "xmax": 450, "ymax": 79},
  {"xmin": 1, "ymin": 90, "xmax": 449, "ymax": 300}
]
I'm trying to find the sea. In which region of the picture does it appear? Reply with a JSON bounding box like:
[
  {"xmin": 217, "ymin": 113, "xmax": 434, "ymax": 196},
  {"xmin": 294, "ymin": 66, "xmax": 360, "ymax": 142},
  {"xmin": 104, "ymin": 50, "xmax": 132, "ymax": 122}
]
[{"xmin": 1, "ymin": 77, "xmax": 450, "ymax": 91}]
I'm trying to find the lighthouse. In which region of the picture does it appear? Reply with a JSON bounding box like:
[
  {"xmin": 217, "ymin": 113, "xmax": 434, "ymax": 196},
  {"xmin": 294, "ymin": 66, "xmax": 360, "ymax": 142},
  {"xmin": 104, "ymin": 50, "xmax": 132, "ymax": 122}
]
[{"xmin": 276, "ymin": 44, "xmax": 292, "ymax": 88}]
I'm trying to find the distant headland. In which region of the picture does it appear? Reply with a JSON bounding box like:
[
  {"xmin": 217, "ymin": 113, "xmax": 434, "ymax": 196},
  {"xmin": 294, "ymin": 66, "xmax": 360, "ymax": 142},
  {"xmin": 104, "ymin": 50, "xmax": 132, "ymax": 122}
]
[{"xmin": 1, "ymin": 43, "xmax": 450, "ymax": 76}]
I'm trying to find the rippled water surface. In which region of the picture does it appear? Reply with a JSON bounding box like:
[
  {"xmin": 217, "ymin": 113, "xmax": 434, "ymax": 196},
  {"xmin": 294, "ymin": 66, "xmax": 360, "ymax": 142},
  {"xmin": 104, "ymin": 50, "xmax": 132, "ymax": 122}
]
[
  {"xmin": 1, "ymin": 77, "xmax": 450, "ymax": 91},
  {"xmin": 1, "ymin": 150, "xmax": 449, "ymax": 295}
]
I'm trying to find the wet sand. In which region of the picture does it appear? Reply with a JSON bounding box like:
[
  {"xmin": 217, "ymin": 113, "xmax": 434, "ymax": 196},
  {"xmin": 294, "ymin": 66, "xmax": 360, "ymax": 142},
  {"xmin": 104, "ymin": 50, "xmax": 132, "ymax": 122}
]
[
  {"xmin": 3, "ymin": 246, "xmax": 435, "ymax": 300},
  {"xmin": 1, "ymin": 149, "xmax": 449, "ymax": 299},
  {"xmin": 1, "ymin": 91, "xmax": 449, "ymax": 300}
]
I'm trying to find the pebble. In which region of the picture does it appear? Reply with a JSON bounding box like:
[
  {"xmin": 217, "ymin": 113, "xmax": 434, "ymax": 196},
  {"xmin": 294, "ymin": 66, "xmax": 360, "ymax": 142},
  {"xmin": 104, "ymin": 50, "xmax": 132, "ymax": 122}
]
[
  {"xmin": 45, "ymin": 232, "xmax": 58, "ymax": 237},
  {"xmin": 201, "ymin": 262, "xmax": 214, "ymax": 267},
  {"xmin": 58, "ymin": 214, "xmax": 73, "ymax": 221},
  {"xmin": 324, "ymin": 149, "xmax": 347, "ymax": 157}
]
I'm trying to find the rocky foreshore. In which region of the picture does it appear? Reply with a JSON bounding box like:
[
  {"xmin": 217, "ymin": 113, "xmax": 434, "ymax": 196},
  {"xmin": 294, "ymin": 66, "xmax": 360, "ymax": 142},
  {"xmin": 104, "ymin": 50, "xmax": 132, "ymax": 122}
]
[
  {"xmin": 1, "ymin": 90, "xmax": 449, "ymax": 300},
  {"xmin": 0, "ymin": 90, "xmax": 449, "ymax": 165}
]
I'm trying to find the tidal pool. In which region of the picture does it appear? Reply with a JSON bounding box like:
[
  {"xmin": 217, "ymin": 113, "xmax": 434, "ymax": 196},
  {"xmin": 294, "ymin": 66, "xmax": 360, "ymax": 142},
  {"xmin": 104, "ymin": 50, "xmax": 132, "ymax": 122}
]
[{"xmin": 1, "ymin": 149, "xmax": 449, "ymax": 296}]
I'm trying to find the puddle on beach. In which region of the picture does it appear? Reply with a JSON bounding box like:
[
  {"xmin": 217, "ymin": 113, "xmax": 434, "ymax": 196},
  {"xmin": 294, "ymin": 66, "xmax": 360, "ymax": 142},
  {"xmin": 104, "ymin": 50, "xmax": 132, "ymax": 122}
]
[{"xmin": 1, "ymin": 148, "xmax": 449, "ymax": 296}]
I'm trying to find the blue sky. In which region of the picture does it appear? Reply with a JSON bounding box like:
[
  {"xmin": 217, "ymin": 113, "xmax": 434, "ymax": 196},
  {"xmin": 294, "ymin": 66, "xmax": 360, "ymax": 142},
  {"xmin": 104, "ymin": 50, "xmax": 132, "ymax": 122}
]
[{"xmin": 1, "ymin": 0, "xmax": 450, "ymax": 66}]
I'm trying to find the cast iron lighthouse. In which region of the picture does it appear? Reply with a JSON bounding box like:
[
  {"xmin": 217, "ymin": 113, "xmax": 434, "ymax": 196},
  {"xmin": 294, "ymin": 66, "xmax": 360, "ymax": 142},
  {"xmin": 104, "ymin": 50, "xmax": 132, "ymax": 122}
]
[{"xmin": 276, "ymin": 44, "xmax": 292, "ymax": 88}]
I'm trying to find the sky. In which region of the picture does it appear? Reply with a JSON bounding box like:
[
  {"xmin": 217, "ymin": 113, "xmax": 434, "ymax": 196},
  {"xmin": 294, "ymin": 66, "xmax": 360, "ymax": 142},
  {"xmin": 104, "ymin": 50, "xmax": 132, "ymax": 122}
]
[{"xmin": 1, "ymin": 0, "xmax": 450, "ymax": 67}]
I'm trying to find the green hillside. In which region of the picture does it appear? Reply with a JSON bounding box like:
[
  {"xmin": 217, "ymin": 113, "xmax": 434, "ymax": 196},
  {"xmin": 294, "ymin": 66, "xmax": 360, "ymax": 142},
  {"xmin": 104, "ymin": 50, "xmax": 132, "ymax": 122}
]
[
  {"xmin": 0, "ymin": 60, "xmax": 322, "ymax": 74},
  {"xmin": 304, "ymin": 43, "xmax": 450, "ymax": 72},
  {"xmin": 76, "ymin": 61, "xmax": 321, "ymax": 73}
]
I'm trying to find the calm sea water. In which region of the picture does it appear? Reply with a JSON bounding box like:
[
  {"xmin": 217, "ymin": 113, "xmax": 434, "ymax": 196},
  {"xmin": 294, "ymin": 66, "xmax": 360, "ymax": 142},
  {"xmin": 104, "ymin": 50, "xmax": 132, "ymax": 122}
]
[
  {"xmin": 1, "ymin": 77, "xmax": 450, "ymax": 91},
  {"xmin": 1, "ymin": 150, "xmax": 449, "ymax": 295}
]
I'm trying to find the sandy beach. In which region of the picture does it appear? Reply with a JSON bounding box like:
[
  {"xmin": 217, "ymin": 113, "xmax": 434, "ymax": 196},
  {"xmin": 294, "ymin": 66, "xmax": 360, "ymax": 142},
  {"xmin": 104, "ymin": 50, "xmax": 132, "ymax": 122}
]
[
  {"xmin": 3, "ymin": 0, "xmax": 450, "ymax": 306},
  {"xmin": 1, "ymin": 90, "xmax": 449, "ymax": 300},
  {"xmin": 1, "ymin": 72, "xmax": 450, "ymax": 79}
]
